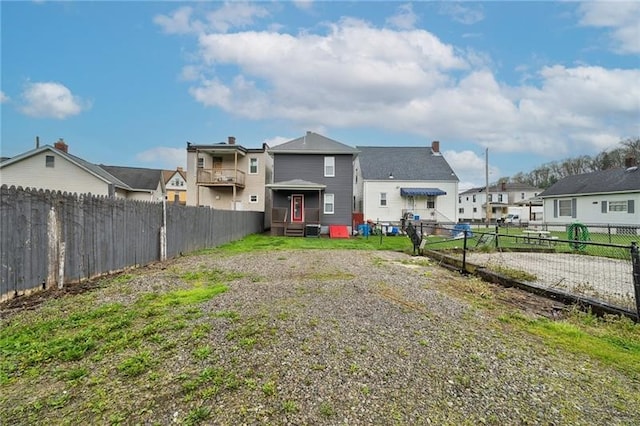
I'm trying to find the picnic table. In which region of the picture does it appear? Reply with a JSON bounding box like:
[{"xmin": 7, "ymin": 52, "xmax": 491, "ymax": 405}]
[{"xmin": 515, "ymin": 229, "xmax": 558, "ymax": 245}]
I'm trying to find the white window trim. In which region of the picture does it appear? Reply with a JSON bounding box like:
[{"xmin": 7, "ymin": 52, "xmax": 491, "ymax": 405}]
[
  {"xmin": 249, "ymin": 158, "xmax": 259, "ymax": 175},
  {"xmin": 558, "ymin": 199, "xmax": 572, "ymax": 217},
  {"xmin": 46, "ymin": 155, "xmax": 55, "ymax": 168},
  {"xmin": 380, "ymin": 192, "xmax": 387, "ymax": 207},
  {"xmin": 324, "ymin": 193, "xmax": 335, "ymax": 214},
  {"xmin": 324, "ymin": 156, "xmax": 335, "ymax": 177},
  {"xmin": 608, "ymin": 201, "xmax": 627, "ymax": 212}
]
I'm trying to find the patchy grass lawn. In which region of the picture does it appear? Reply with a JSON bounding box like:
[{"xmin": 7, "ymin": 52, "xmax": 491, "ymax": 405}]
[{"xmin": 1, "ymin": 234, "xmax": 639, "ymax": 425}]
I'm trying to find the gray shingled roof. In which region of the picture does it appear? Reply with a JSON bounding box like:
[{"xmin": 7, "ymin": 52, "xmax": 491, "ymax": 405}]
[
  {"xmin": 356, "ymin": 146, "xmax": 458, "ymax": 181},
  {"xmin": 99, "ymin": 165, "xmax": 163, "ymax": 191},
  {"xmin": 539, "ymin": 167, "xmax": 640, "ymax": 197},
  {"xmin": 268, "ymin": 132, "xmax": 359, "ymax": 155}
]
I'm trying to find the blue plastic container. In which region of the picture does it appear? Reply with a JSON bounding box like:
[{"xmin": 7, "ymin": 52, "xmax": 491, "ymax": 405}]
[{"xmin": 358, "ymin": 224, "xmax": 370, "ymax": 236}]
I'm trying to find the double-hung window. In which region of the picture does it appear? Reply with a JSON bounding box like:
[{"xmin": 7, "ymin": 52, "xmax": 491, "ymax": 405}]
[
  {"xmin": 324, "ymin": 156, "xmax": 335, "ymax": 177},
  {"xmin": 324, "ymin": 193, "xmax": 335, "ymax": 214},
  {"xmin": 380, "ymin": 192, "xmax": 387, "ymax": 207},
  {"xmin": 249, "ymin": 158, "xmax": 258, "ymax": 174}
]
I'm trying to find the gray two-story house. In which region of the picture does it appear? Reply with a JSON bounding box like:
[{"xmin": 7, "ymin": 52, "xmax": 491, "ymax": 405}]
[{"xmin": 266, "ymin": 131, "xmax": 359, "ymax": 236}]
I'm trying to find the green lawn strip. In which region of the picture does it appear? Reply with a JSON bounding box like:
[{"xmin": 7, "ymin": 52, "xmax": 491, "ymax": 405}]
[
  {"xmin": 500, "ymin": 311, "xmax": 640, "ymax": 379},
  {"xmin": 194, "ymin": 233, "xmax": 413, "ymax": 255},
  {"xmin": 0, "ymin": 270, "xmax": 236, "ymax": 386}
]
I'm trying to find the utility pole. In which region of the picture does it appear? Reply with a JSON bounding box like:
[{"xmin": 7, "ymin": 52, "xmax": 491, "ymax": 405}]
[{"xmin": 485, "ymin": 148, "xmax": 491, "ymax": 227}]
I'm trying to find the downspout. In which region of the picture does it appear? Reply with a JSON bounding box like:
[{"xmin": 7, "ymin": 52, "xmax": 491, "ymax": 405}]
[
  {"xmin": 195, "ymin": 148, "xmax": 200, "ymax": 207},
  {"xmin": 233, "ymin": 150, "xmax": 238, "ymax": 210}
]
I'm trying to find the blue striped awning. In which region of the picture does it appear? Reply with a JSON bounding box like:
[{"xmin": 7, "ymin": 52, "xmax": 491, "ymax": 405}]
[{"xmin": 400, "ymin": 187, "xmax": 447, "ymax": 197}]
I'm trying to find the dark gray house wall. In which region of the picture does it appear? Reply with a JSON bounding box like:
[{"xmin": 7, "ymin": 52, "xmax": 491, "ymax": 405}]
[{"xmin": 273, "ymin": 154, "xmax": 354, "ymax": 225}]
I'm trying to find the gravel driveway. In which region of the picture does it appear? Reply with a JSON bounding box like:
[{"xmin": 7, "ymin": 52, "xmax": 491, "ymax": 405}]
[
  {"xmin": 153, "ymin": 249, "xmax": 638, "ymax": 424},
  {"xmin": 2, "ymin": 249, "xmax": 639, "ymax": 425}
]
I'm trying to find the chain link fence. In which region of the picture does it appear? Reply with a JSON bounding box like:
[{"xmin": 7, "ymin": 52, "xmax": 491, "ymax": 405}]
[{"xmin": 405, "ymin": 222, "xmax": 640, "ymax": 320}]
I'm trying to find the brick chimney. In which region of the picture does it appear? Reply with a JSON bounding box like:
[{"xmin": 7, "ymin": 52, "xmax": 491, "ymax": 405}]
[
  {"xmin": 625, "ymin": 155, "xmax": 637, "ymax": 168},
  {"xmin": 501, "ymin": 181, "xmax": 506, "ymax": 191},
  {"xmin": 54, "ymin": 138, "xmax": 68, "ymax": 153},
  {"xmin": 431, "ymin": 140, "xmax": 440, "ymax": 153},
  {"xmin": 177, "ymin": 166, "xmax": 183, "ymax": 172},
  {"xmin": 228, "ymin": 136, "xmax": 236, "ymax": 145}
]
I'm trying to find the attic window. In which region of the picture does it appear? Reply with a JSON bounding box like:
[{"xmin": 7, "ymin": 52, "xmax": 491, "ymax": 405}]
[{"xmin": 45, "ymin": 155, "xmax": 55, "ymax": 168}]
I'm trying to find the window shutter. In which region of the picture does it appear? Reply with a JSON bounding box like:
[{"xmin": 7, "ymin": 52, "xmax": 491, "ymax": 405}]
[
  {"xmin": 553, "ymin": 200, "xmax": 558, "ymax": 218},
  {"xmin": 571, "ymin": 198, "xmax": 577, "ymax": 219},
  {"xmin": 601, "ymin": 201, "xmax": 607, "ymax": 213},
  {"xmin": 629, "ymin": 200, "xmax": 635, "ymax": 214}
]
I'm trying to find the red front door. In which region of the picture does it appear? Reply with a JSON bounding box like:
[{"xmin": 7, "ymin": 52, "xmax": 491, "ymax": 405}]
[{"xmin": 291, "ymin": 195, "xmax": 304, "ymax": 222}]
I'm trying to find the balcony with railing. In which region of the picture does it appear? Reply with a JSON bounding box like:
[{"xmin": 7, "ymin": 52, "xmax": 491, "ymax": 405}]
[{"xmin": 196, "ymin": 168, "xmax": 245, "ymax": 188}]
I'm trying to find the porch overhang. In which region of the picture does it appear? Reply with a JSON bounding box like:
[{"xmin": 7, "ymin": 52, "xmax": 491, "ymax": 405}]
[
  {"xmin": 266, "ymin": 179, "xmax": 326, "ymax": 191},
  {"xmin": 400, "ymin": 187, "xmax": 446, "ymax": 197}
]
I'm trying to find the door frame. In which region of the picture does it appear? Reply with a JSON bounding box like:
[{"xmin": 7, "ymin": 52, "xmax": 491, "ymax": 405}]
[{"xmin": 291, "ymin": 194, "xmax": 304, "ymax": 222}]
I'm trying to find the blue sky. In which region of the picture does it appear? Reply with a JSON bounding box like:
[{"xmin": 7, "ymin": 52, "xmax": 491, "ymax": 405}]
[{"xmin": 2, "ymin": 1, "xmax": 639, "ymax": 190}]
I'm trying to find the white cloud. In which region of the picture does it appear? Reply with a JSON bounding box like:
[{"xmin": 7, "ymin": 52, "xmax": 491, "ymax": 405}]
[
  {"xmin": 153, "ymin": 6, "xmax": 199, "ymax": 35},
  {"xmin": 386, "ymin": 3, "xmax": 418, "ymax": 30},
  {"xmin": 292, "ymin": 0, "xmax": 313, "ymax": 11},
  {"xmin": 19, "ymin": 82, "xmax": 89, "ymax": 119},
  {"xmin": 439, "ymin": 3, "xmax": 484, "ymax": 25},
  {"xmin": 159, "ymin": 5, "xmax": 640, "ymax": 166},
  {"xmin": 0, "ymin": 91, "xmax": 9, "ymax": 103},
  {"xmin": 154, "ymin": 2, "xmax": 269, "ymax": 35},
  {"xmin": 263, "ymin": 136, "xmax": 291, "ymax": 147},
  {"xmin": 136, "ymin": 147, "xmax": 186, "ymax": 169},
  {"xmin": 443, "ymin": 150, "xmax": 499, "ymax": 192},
  {"xmin": 578, "ymin": 2, "xmax": 640, "ymax": 54}
]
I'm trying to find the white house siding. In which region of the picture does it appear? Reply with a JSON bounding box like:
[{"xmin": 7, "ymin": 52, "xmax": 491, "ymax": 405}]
[
  {"xmin": 363, "ymin": 180, "xmax": 458, "ymax": 223},
  {"xmin": 544, "ymin": 192, "xmax": 640, "ymax": 226},
  {"xmin": 0, "ymin": 151, "xmax": 109, "ymax": 195},
  {"xmin": 459, "ymin": 189, "xmax": 540, "ymax": 222}
]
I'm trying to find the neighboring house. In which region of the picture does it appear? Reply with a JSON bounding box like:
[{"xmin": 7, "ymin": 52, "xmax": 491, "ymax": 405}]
[
  {"xmin": 539, "ymin": 161, "xmax": 640, "ymax": 228},
  {"xmin": 186, "ymin": 137, "xmax": 272, "ymax": 216},
  {"xmin": 163, "ymin": 167, "xmax": 187, "ymax": 205},
  {"xmin": 99, "ymin": 165, "xmax": 165, "ymax": 202},
  {"xmin": 0, "ymin": 139, "xmax": 164, "ymax": 201},
  {"xmin": 459, "ymin": 182, "xmax": 542, "ymax": 223},
  {"xmin": 266, "ymin": 131, "xmax": 358, "ymax": 236},
  {"xmin": 354, "ymin": 142, "xmax": 459, "ymax": 224}
]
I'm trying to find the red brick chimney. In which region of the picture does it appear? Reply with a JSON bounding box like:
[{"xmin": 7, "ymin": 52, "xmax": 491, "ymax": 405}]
[
  {"xmin": 54, "ymin": 138, "xmax": 68, "ymax": 153},
  {"xmin": 228, "ymin": 136, "xmax": 236, "ymax": 145},
  {"xmin": 431, "ymin": 140, "xmax": 440, "ymax": 153},
  {"xmin": 501, "ymin": 181, "xmax": 506, "ymax": 191}
]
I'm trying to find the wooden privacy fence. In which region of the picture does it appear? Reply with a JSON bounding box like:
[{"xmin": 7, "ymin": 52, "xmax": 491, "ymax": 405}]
[{"xmin": 0, "ymin": 185, "xmax": 264, "ymax": 302}]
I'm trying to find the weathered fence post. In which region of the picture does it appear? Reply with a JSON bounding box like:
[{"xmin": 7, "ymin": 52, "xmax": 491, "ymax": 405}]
[{"xmin": 631, "ymin": 242, "xmax": 640, "ymax": 321}]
